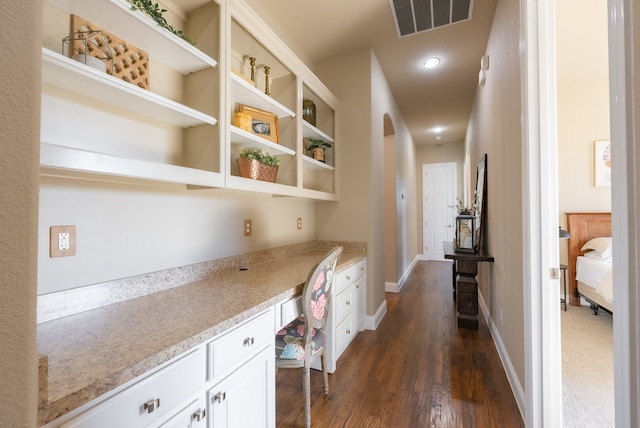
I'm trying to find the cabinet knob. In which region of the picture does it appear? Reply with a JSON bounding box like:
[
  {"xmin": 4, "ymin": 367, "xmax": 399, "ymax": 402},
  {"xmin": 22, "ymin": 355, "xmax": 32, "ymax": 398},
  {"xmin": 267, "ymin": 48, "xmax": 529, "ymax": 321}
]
[
  {"xmin": 346, "ymin": 300, "xmax": 351, "ymax": 306},
  {"xmin": 214, "ymin": 392, "xmax": 227, "ymax": 403},
  {"xmin": 243, "ymin": 337, "xmax": 255, "ymax": 347},
  {"xmin": 143, "ymin": 398, "xmax": 160, "ymax": 414},
  {"xmin": 192, "ymin": 408, "xmax": 206, "ymax": 422},
  {"xmin": 346, "ymin": 275, "xmax": 351, "ymax": 280}
]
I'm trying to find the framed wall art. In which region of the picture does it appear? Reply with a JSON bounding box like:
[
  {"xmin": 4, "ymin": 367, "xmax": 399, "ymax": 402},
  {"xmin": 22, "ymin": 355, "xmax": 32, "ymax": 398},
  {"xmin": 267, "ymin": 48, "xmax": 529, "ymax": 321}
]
[
  {"xmin": 239, "ymin": 105, "xmax": 280, "ymax": 144},
  {"xmin": 594, "ymin": 140, "xmax": 611, "ymax": 187}
]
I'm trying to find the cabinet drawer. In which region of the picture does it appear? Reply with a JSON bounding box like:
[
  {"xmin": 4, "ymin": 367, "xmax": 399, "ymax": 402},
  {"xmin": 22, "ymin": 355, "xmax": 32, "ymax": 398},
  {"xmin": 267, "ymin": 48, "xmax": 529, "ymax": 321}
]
[
  {"xmin": 335, "ymin": 265, "xmax": 355, "ymax": 293},
  {"xmin": 354, "ymin": 259, "xmax": 366, "ymax": 280},
  {"xmin": 277, "ymin": 296, "xmax": 302, "ymax": 331},
  {"xmin": 61, "ymin": 348, "xmax": 205, "ymax": 428},
  {"xmin": 335, "ymin": 312, "xmax": 356, "ymax": 358},
  {"xmin": 334, "ymin": 286, "xmax": 355, "ymax": 324},
  {"xmin": 208, "ymin": 309, "xmax": 274, "ymax": 381}
]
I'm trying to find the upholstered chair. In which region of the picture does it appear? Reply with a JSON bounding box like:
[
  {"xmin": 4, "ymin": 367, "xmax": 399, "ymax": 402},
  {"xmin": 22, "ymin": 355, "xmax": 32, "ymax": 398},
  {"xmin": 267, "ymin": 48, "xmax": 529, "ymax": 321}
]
[{"xmin": 275, "ymin": 246, "xmax": 343, "ymax": 428}]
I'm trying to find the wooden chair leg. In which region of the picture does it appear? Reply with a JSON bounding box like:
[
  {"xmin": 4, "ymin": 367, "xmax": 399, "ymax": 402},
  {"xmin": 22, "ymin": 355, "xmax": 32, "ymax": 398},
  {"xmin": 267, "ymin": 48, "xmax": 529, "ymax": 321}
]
[
  {"xmin": 303, "ymin": 365, "xmax": 311, "ymax": 428},
  {"xmin": 321, "ymin": 350, "xmax": 329, "ymax": 395}
]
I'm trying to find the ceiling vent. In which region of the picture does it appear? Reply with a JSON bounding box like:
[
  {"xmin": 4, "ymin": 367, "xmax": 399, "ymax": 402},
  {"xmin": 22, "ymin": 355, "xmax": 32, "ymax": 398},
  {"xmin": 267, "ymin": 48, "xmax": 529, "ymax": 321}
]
[{"xmin": 389, "ymin": 0, "xmax": 474, "ymax": 38}]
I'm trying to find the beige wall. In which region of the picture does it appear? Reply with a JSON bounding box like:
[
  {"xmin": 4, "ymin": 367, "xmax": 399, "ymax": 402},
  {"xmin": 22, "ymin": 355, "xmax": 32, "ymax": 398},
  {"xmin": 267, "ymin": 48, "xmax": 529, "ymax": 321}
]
[
  {"xmin": 316, "ymin": 49, "xmax": 419, "ymax": 316},
  {"xmin": 0, "ymin": 3, "xmax": 41, "ymax": 427},
  {"xmin": 466, "ymin": 0, "xmax": 525, "ymax": 389},
  {"xmin": 414, "ymin": 142, "xmax": 465, "ymax": 255},
  {"xmin": 556, "ymin": 0, "xmax": 611, "ymax": 264}
]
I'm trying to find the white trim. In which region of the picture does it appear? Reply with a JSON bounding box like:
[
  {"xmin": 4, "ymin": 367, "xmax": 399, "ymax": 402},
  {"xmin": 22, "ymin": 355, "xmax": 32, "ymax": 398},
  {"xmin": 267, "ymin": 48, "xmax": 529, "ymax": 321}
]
[
  {"xmin": 385, "ymin": 256, "xmax": 419, "ymax": 293},
  {"xmin": 521, "ymin": 0, "xmax": 563, "ymax": 426},
  {"xmin": 363, "ymin": 299, "xmax": 387, "ymax": 331},
  {"xmin": 478, "ymin": 292, "xmax": 525, "ymax": 420},
  {"xmin": 609, "ymin": 0, "xmax": 637, "ymax": 425}
]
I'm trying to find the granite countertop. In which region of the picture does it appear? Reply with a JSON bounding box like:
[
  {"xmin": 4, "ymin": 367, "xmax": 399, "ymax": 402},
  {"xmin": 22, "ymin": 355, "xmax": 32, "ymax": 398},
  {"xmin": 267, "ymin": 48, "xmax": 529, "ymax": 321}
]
[{"xmin": 36, "ymin": 250, "xmax": 364, "ymax": 426}]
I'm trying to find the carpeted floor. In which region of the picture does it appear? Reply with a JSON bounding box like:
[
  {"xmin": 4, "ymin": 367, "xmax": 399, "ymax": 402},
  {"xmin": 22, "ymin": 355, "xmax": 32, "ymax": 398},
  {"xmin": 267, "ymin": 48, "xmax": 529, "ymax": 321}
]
[{"xmin": 561, "ymin": 303, "xmax": 614, "ymax": 427}]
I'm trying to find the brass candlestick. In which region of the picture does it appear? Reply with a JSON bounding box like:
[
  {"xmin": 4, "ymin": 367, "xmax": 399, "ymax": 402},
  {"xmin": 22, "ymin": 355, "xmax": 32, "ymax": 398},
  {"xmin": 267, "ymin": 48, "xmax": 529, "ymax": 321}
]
[
  {"xmin": 264, "ymin": 65, "xmax": 270, "ymax": 96},
  {"xmin": 249, "ymin": 57, "xmax": 256, "ymax": 83}
]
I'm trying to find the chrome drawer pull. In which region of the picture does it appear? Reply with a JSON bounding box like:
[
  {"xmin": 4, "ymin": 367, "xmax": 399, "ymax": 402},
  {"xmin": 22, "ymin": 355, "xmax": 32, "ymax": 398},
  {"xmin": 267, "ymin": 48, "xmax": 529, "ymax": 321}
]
[
  {"xmin": 243, "ymin": 337, "xmax": 255, "ymax": 347},
  {"xmin": 346, "ymin": 275, "xmax": 351, "ymax": 280},
  {"xmin": 346, "ymin": 300, "xmax": 351, "ymax": 306},
  {"xmin": 192, "ymin": 408, "xmax": 206, "ymax": 422},
  {"xmin": 214, "ymin": 392, "xmax": 227, "ymax": 403},
  {"xmin": 143, "ymin": 398, "xmax": 160, "ymax": 414}
]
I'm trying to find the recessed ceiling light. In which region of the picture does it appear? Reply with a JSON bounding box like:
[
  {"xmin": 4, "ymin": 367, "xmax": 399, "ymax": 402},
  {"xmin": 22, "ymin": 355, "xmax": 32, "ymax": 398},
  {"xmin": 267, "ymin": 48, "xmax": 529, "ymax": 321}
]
[
  {"xmin": 422, "ymin": 57, "xmax": 441, "ymax": 69},
  {"xmin": 432, "ymin": 126, "xmax": 443, "ymax": 133}
]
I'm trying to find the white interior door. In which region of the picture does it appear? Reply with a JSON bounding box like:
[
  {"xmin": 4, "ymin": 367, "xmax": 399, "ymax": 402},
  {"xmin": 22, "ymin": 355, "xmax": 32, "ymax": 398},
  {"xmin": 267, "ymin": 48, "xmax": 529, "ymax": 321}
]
[{"xmin": 422, "ymin": 162, "xmax": 456, "ymax": 260}]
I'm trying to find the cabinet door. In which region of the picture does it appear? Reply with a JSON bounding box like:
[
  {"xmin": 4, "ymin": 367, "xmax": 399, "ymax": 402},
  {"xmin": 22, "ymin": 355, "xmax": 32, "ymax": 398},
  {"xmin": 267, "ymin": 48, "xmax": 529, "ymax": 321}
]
[{"xmin": 207, "ymin": 345, "xmax": 275, "ymax": 428}]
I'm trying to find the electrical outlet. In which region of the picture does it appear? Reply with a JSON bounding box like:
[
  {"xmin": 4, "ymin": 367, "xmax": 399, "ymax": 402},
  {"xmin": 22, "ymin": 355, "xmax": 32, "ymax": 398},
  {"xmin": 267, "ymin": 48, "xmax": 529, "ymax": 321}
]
[
  {"xmin": 244, "ymin": 219, "xmax": 252, "ymax": 236},
  {"xmin": 297, "ymin": 217, "xmax": 302, "ymax": 230},
  {"xmin": 50, "ymin": 225, "xmax": 76, "ymax": 258}
]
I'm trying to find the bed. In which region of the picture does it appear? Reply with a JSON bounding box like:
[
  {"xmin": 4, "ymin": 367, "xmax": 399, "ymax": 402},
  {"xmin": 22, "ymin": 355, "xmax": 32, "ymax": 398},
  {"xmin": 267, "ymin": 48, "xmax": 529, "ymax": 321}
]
[{"xmin": 566, "ymin": 212, "xmax": 612, "ymax": 314}]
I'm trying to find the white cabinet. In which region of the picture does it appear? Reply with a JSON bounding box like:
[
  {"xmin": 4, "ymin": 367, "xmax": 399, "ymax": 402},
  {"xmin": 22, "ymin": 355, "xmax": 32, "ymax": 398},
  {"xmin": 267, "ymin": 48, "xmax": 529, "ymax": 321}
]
[
  {"xmin": 157, "ymin": 398, "xmax": 207, "ymax": 428},
  {"xmin": 59, "ymin": 348, "xmax": 206, "ymax": 428},
  {"xmin": 39, "ymin": 0, "xmax": 340, "ymax": 200},
  {"xmin": 206, "ymin": 308, "xmax": 275, "ymax": 428},
  {"xmin": 207, "ymin": 345, "xmax": 274, "ymax": 428},
  {"xmin": 303, "ymin": 258, "xmax": 366, "ymax": 374}
]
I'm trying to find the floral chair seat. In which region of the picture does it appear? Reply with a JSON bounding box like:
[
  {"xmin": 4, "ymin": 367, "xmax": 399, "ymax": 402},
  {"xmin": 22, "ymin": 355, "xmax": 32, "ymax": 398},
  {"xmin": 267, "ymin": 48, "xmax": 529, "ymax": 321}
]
[{"xmin": 276, "ymin": 316, "xmax": 326, "ymax": 360}]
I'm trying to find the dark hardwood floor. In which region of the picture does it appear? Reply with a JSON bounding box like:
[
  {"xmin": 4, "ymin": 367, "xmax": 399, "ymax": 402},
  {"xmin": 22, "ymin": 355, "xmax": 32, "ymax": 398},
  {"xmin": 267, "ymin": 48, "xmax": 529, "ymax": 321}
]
[{"xmin": 276, "ymin": 260, "xmax": 524, "ymax": 427}]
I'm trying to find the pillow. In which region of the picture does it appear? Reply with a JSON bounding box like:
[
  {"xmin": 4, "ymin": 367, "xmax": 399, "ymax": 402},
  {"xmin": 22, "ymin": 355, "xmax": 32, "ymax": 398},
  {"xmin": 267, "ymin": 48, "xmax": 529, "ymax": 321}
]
[{"xmin": 581, "ymin": 237, "xmax": 612, "ymax": 258}]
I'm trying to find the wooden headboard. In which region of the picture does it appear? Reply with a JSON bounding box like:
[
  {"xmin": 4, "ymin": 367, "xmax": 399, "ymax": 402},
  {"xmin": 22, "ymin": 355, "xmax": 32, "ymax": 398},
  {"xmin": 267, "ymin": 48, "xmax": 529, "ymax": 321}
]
[{"xmin": 565, "ymin": 212, "xmax": 612, "ymax": 306}]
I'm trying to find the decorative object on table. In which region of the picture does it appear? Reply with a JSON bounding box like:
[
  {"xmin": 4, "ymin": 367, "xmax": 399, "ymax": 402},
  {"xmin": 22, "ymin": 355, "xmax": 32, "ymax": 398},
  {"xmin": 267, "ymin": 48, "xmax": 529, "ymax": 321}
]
[
  {"xmin": 454, "ymin": 213, "xmax": 477, "ymax": 253},
  {"xmin": 236, "ymin": 148, "xmax": 279, "ymax": 182},
  {"xmin": 302, "ymin": 99, "xmax": 316, "ymax": 126},
  {"xmin": 594, "ymin": 140, "xmax": 611, "ymax": 187},
  {"xmin": 304, "ymin": 138, "xmax": 332, "ymax": 162},
  {"xmin": 129, "ymin": 0, "xmax": 194, "ymax": 45},
  {"xmin": 66, "ymin": 15, "xmax": 149, "ymax": 89},
  {"xmin": 264, "ymin": 65, "xmax": 271, "ymax": 95},
  {"xmin": 238, "ymin": 104, "xmax": 280, "ymax": 144},
  {"xmin": 232, "ymin": 111, "xmax": 252, "ymax": 132},
  {"xmin": 249, "ymin": 56, "xmax": 256, "ymax": 83}
]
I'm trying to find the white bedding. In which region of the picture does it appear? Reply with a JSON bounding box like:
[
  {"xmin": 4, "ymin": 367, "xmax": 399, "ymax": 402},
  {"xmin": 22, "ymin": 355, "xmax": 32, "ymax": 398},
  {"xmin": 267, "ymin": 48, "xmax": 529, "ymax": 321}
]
[{"xmin": 576, "ymin": 253, "xmax": 613, "ymax": 304}]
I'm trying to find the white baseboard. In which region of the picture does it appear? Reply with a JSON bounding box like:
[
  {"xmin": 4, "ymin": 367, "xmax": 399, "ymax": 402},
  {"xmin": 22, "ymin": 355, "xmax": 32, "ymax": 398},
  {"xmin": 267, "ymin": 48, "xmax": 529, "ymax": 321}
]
[
  {"xmin": 364, "ymin": 299, "xmax": 387, "ymax": 330},
  {"xmin": 385, "ymin": 256, "xmax": 419, "ymax": 293},
  {"xmin": 478, "ymin": 292, "xmax": 526, "ymax": 421}
]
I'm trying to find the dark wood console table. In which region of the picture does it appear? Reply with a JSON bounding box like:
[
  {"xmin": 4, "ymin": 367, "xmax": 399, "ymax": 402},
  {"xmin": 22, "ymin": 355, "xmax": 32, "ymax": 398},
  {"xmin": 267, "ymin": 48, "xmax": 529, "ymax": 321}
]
[{"xmin": 443, "ymin": 242, "xmax": 494, "ymax": 329}]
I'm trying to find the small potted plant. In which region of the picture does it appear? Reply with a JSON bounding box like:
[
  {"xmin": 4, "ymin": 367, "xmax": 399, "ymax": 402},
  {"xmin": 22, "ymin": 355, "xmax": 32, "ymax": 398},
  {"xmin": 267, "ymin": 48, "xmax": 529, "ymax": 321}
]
[
  {"xmin": 236, "ymin": 148, "xmax": 280, "ymax": 182},
  {"xmin": 305, "ymin": 138, "xmax": 332, "ymax": 162}
]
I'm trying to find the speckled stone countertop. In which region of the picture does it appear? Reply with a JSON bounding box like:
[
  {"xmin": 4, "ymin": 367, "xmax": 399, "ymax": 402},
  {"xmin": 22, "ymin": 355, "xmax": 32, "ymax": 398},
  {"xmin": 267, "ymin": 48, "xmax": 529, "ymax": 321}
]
[{"xmin": 36, "ymin": 248, "xmax": 364, "ymax": 426}]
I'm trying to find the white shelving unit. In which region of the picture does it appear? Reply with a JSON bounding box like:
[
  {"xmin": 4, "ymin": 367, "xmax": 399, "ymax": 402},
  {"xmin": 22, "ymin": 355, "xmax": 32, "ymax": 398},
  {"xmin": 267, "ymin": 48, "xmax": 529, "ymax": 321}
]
[{"xmin": 40, "ymin": 0, "xmax": 339, "ymax": 200}]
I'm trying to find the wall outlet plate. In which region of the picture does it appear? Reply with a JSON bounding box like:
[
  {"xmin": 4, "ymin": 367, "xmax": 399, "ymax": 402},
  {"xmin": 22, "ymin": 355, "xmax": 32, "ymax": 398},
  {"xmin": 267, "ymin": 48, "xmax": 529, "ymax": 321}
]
[{"xmin": 50, "ymin": 225, "xmax": 76, "ymax": 257}]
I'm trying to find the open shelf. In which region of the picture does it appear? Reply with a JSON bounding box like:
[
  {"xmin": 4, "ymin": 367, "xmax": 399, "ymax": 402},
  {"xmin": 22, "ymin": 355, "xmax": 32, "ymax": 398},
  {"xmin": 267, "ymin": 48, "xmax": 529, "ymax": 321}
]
[
  {"xmin": 231, "ymin": 73, "xmax": 295, "ymax": 118},
  {"xmin": 303, "ymin": 155, "xmax": 335, "ymax": 171},
  {"xmin": 41, "ymin": 143, "xmax": 224, "ymax": 187},
  {"xmin": 46, "ymin": 0, "xmax": 217, "ymax": 74},
  {"xmin": 42, "ymin": 48, "xmax": 217, "ymax": 127},
  {"xmin": 230, "ymin": 126, "xmax": 296, "ymax": 156},
  {"xmin": 302, "ymin": 121, "xmax": 334, "ymax": 143}
]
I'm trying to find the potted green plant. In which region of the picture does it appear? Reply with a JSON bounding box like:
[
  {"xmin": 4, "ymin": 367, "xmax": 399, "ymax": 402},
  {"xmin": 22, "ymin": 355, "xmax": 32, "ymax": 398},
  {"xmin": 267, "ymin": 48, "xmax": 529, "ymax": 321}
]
[
  {"xmin": 305, "ymin": 138, "xmax": 332, "ymax": 162},
  {"xmin": 236, "ymin": 148, "xmax": 280, "ymax": 182}
]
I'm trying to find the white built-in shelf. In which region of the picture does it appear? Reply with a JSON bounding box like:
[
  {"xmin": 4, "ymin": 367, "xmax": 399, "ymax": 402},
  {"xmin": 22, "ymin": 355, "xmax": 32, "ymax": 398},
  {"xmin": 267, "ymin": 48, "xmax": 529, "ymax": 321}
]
[
  {"xmin": 231, "ymin": 73, "xmax": 295, "ymax": 118},
  {"xmin": 302, "ymin": 155, "xmax": 335, "ymax": 171},
  {"xmin": 42, "ymin": 48, "xmax": 217, "ymax": 128},
  {"xmin": 40, "ymin": 143, "xmax": 224, "ymax": 187},
  {"xmin": 46, "ymin": 0, "xmax": 217, "ymax": 74},
  {"xmin": 302, "ymin": 121, "xmax": 334, "ymax": 143},
  {"xmin": 230, "ymin": 126, "xmax": 295, "ymax": 156}
]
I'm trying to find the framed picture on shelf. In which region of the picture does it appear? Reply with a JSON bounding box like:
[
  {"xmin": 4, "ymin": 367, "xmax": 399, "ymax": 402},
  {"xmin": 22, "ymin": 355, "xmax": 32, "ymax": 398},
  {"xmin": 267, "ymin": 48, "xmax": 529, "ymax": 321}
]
[{"xmin": 239, "ymin": 105, "xmax": 280, "ymax": 144}]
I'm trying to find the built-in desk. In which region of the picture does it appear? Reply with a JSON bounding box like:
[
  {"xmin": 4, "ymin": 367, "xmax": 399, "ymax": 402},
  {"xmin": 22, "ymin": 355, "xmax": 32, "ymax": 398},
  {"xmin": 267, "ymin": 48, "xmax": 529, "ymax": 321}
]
[{"xmin": 443, "ymin": 242, "xmax": 494, "ymax": 329}]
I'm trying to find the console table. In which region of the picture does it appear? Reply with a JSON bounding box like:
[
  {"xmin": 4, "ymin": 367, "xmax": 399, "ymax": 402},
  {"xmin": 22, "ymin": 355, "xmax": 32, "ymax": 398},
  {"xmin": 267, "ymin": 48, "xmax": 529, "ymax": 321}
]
[{"xmin": 443, "ymin": 242, "xmax": 494, "ymax": 329}]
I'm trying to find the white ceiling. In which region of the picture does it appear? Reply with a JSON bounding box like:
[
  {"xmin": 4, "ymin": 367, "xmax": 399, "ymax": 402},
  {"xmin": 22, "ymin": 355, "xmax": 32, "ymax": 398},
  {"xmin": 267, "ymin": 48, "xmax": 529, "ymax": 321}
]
[{"xmin": 244, "ymin": 0, "xmax": 498, "ymax": 146}]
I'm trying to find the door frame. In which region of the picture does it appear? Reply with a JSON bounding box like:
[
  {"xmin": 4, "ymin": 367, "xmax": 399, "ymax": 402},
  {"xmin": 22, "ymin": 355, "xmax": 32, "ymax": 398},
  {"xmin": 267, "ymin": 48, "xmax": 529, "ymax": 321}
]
[{"xmin": 421, "ymin": 162, "xmax": 457, "ymax": 261}]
